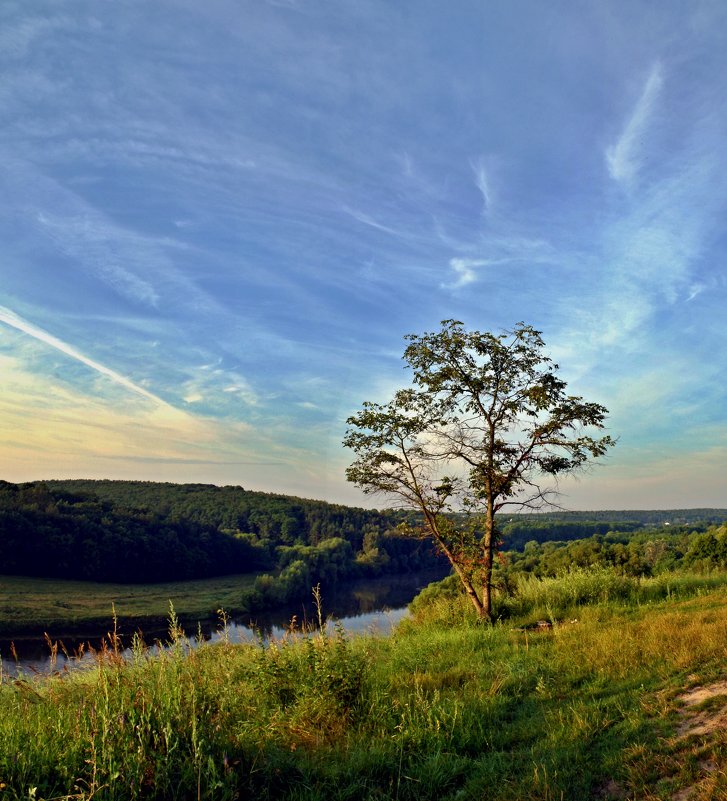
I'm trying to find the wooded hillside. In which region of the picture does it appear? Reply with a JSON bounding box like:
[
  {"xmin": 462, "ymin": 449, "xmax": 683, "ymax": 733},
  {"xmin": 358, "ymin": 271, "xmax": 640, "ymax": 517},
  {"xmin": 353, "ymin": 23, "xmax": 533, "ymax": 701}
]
[{"xmin": 0, "ymin": 480, "xmax": 438, "ymax": 584}]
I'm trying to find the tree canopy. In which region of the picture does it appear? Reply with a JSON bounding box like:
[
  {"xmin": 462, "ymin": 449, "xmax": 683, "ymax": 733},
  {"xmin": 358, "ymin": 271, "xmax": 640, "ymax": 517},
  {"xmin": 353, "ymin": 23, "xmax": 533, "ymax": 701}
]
[
  {"xmin": 344, "ymin": 320, "xmax": 616, "ymax": 621},
  {"xmin": 0, "ymin": 480, "xmax": 442, "ymax": 585}
]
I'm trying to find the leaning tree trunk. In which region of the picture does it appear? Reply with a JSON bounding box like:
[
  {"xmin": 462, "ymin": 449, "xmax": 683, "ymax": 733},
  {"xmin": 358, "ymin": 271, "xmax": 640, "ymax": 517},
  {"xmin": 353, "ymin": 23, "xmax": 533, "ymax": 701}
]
[
  {"xmin": 459, "ymin": 568, "xmax": 487, "ymax": 619},
  {"xmin": 425, "ymin": 512, "xmax": 486, "ymax": 619}
]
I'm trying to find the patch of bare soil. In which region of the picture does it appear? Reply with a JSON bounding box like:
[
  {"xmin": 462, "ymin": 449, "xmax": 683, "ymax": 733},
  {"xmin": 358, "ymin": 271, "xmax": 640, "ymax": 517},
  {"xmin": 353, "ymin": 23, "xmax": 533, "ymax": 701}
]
[
  {"xmin": 670, "ymin": 679, "xmax": 727, "ymax": 800},
  {"xmin": 595, "ymin": 778, "xmax": 626, "ymax": 799},
  {"xmin": 676, "ymin": 680, "xmax": 727, "ymax": 738}
]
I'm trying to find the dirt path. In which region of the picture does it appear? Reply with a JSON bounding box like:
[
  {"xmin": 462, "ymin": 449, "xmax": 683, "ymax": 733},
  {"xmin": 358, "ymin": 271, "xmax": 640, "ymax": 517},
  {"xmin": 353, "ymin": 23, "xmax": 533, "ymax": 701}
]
[
  {"xmin": 676, "ymin": 679, "xmax": 727, "ymax": 738},
  {"xmin": 671, "ymin": 679, "xmax": 727, "ymax": 801}
]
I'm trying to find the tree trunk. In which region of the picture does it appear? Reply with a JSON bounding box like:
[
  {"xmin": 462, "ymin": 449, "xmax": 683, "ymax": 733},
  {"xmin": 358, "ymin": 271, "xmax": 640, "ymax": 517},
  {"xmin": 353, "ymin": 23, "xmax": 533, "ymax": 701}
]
[
  {"xmin": 481, "ymin": 545, "xmax": 493, "ymax": 622},
  {"xmin": 425, "ymin": 514, "xmax": 486, "ymax": 619},
  {"xmin": 481, "ymin": 500, "xmax": 496, "ymax": 623},
  {"xmin": 459, "ymin": 570, "xmax": 486, "ymax": 618}
]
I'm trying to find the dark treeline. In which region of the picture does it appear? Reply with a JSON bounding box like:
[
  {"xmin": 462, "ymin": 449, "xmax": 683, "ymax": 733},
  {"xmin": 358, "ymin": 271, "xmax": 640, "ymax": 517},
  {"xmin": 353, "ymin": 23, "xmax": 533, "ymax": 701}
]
[
  {"xmin": 0, "ymin": 481, "xmax": 267, "ymax": 582},
  {"xmin": 4, "ymin": 479, "xmax": 727, "ymax": 598},
  {"xmin": 496, "ymin": 524, "xmax": 727, "ymax": 585},
  {"xmin": 501, "ymin": 520, "xmax": 643, "ymax": 550},
  {"xmin": 0, "ymin": 480, "xmax": 441, "ymax": 589},
  {"xmin": 500, "ymin": 509, "xmax": 727, "ymax": 551},
  {"xmin": 45, "ymin": 479, "xmax": 399, "ymax": 550}
]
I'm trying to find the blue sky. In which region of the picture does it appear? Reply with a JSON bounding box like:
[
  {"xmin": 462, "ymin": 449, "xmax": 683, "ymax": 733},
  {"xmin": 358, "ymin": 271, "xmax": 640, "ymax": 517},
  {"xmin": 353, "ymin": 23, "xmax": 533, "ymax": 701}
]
[{"xmin": 1, "ymin": 1, "xmax": 726, "ymax": 510}]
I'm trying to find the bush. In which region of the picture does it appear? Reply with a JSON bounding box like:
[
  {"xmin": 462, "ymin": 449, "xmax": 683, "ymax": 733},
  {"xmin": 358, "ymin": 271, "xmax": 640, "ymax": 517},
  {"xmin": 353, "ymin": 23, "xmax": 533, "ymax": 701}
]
[
  {"xmin": 249, "ymin": 621, "xmax": 369, "ymax": 738},
  {"xmin": 501, "ymin": 567, "xmax": 637, "ymax": 619}
]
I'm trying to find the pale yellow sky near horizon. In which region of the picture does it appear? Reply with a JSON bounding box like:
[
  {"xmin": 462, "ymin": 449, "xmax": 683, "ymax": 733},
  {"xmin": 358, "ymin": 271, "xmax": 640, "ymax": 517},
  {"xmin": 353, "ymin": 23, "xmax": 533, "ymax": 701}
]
[{"xmin": 2, "ymin": 347, "xmax": 726, "ymax": 511}]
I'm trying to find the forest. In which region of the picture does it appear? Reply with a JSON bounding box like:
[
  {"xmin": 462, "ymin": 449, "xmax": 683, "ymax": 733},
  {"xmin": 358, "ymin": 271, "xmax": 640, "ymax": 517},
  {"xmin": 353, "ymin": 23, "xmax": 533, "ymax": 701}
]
[
  {"xmin": 2, "ymin": 479, "xmax": 726, "ymax": 616},
  {"xmin": 0, "ymin": 480, "xmax": 441, "ymax": 596}
]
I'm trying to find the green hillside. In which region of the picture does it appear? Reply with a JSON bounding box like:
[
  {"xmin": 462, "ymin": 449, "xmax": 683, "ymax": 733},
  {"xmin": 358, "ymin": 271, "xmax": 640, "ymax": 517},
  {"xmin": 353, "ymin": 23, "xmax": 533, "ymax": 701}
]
[{"xmin": 0, "ymin": 480, "xmax": 441, "ymax": 589}]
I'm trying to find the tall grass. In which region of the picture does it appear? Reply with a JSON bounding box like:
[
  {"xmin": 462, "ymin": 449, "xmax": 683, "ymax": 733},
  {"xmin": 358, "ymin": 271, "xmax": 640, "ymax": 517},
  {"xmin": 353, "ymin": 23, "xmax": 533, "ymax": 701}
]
[
  {"xmin": 1, "ymin": 575, "xmax": 726, "ymax": 800},
  {"xmin": 410, "ymin": 567, "xmax": 727, "ymax": 627},
  {"xmin": 501, "ymin": 567, "xmax": 727, "ymax": 622}
]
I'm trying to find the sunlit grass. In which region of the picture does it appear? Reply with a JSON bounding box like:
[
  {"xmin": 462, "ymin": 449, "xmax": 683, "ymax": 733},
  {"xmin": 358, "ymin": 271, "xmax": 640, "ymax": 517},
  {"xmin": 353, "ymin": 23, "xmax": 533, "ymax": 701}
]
[
  {"xmin": 1, "ymin": 576, "xmax": 726, "ymax": 799},
  {"xmin": 0, "ymin": 573, "xmax": 258, "ymax": 635}
]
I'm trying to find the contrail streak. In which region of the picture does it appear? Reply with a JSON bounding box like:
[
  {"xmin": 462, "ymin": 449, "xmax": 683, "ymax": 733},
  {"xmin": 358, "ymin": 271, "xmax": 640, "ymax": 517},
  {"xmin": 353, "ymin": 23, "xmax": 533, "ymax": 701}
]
[{"xmin": 0, "ymin": 305, "xmax": 168, "ymax": 406}]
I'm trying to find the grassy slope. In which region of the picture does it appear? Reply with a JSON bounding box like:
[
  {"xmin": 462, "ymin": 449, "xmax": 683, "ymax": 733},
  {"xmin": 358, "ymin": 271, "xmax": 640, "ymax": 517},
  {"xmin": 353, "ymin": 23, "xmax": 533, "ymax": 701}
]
[
  {"xmin": 0, "ymin": 576, "xmax": 725, "ymax": 800},
  {"xmin": 0, "ymin": 573, "xmax": 257, "ymax": 636}
]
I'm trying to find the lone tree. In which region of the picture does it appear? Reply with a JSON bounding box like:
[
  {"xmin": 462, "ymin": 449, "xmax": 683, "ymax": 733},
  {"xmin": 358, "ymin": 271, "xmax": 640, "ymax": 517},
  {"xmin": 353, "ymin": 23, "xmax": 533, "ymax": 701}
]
[{"xmin": 343, "ymin": 320, "xmax": 615, "ymax": 622}]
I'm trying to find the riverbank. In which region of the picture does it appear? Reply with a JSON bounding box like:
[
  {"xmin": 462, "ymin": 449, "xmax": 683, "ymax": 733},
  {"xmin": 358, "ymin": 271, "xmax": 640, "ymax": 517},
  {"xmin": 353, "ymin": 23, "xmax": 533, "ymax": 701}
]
[
  {"xmin": 0, "ymin": 568, "xmax": 448, "ymax": 642},
  {"xmin": 0, "ymin": 569, "xmax": 446, "ymax": 674},
  {"xmin": 0, "ymin": 573, "xmax": 259, "ymax": 637},
  {"xmin": 1, "ymin": 574, "xmax": 725, "ymax": 800}
]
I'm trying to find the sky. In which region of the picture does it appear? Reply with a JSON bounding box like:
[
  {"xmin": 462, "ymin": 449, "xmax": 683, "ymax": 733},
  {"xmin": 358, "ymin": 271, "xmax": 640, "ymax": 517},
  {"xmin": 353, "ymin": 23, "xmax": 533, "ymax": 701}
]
[{"xmin": 1, "ymin": 1, "xmax": 726, "ymax": 511}]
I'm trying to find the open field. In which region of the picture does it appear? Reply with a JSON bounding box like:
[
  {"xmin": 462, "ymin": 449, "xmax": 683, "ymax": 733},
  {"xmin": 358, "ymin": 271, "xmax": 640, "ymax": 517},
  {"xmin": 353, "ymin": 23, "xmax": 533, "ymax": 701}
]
[
  {"xmin": 0, "ymin": 572, "xmax": 725, "ymax": 800},
  {"xmin": 0, "ymin": 573, "xmax": 258, "ymax": 636}
]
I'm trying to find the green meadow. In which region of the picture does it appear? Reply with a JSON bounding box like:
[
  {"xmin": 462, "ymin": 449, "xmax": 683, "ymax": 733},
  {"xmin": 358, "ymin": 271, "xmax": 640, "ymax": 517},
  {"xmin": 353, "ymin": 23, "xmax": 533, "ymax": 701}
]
[
  {"xmin": 1, "ymin": 570, "xmax": 725, "ymax": 800},
  {"xmin": 0, "ymin": 573, "xmax": 258, "ymax": 636}
]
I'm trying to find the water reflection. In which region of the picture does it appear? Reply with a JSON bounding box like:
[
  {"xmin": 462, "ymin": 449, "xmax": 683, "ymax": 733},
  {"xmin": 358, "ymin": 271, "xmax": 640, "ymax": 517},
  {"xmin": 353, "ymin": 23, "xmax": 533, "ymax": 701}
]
[{"xmin": 0, "ymin": 568, "xmax": 447, "ymax": 677}]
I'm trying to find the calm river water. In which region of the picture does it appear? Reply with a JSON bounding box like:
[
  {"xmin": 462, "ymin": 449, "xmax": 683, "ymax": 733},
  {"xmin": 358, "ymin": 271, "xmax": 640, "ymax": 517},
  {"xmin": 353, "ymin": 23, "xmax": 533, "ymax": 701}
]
[{"xmin": 0, "ymin": 568, "xmax": 448, "ymax": 677}]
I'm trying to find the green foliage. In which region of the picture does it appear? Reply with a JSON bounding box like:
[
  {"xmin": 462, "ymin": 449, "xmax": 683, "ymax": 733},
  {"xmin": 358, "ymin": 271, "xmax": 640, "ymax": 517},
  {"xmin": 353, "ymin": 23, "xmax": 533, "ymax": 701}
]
[
  {"xmin": 44, "ymin": 479, "xmax": 400, "ymax": 551},
  {"xmin": 500, "ymin": 517, "xmax": 644, "ymax": 549},
  {"xmin": 494, "ymin": 523, "xmax": 727, "ymax": 588},
  {"xmin": 0, "ymin": 480, "xmax": 444, "ymax": 593},
  {"xmin": 502, "ymin": 567, "xmax": 638, "ymax": 619},
  {"xmin": 249, "ymin": 622, "xmax": 369, "ymax": 728},
  {"xmin": 499, "ymin": 509, "xmax": 727, "ymax": 550},
  {"xmin": 684, "ymin": 525, "xmax": 727, "ymax": 570},
  {"xmin": 0, "ymin": 480, "xmax": 270, "ymax": 583},
  {"xmin": 252, "ymin": 559, "xmax": 311, "ymax": 608},
  {"xmin": 411, "ymin": 562, "xmax": 727, "ymax": 627},
  {"xmin": 344, "ymin": 320, "xmax": 615, "ymax": 620}
]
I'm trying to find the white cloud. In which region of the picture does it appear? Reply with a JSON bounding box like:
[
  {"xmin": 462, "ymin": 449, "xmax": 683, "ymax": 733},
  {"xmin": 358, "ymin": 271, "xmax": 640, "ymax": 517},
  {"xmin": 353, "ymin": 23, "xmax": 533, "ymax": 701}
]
[
  {"xmin": 36, "ymin": 211, "xmax": 161, "ymax": 308},
  {"xmin": 606, "ymin": 62, "xmax": 663, "ymax": 184},
  {"xmin": 446, "ymin": 257, "xmax": 488, "ymax": 289},
  {"xmin": 0, "ymin": 355, "xmax": 291, "ymax": 482},
  {"xmin": 182, "ymin": 367, "xmax": 259, "ymax": 411},
  {"xmin": 0, "ymin": 14, "xmax": 70, "ymax": 59},
  {"xmin": 686, "ymin": 283, "xmax": 705, "ymax": 302},
  {"xmin": 443, "ymin": 252, "xmax": 538, "ymax": 290},
  {"xmin": 341, "ymin": 205, "xmax": 409, "ymax": 238}
]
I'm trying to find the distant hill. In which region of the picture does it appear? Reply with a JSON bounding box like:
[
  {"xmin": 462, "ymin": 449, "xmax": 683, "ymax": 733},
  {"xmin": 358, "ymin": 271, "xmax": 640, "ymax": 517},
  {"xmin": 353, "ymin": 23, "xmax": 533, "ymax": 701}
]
[
  {"xmin": 499, "ymin": 508, "xmax": 727, "ymax": 550},
  {"xmin": 44, "ymin": 479, "xmax": 403, "ymax": 549},
  {"xmin": 3, "ymin": 478, "xmax": 725, "ymax": 580},
  {"xmin": 0, "ymin": 479, "xmax": 438, "ymax": 584},
  {"xmin": 503, "ymin": 509, "xmax": 727, "ymax": 525}
]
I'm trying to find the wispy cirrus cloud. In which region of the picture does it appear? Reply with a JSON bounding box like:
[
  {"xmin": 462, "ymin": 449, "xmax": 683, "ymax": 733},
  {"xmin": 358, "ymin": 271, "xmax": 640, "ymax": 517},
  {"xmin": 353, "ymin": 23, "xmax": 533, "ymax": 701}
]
[
  {"xmin": 606, "ymin": 62, "xmax": 663, "ymax": 184},
  {"xmin": 342, "ymin": 205, "xmax": 402, "ymax": 236},
  {"xmin": 36, "ymin": 212, "xmax": 161, "ymax": 308},
  {"xmin": 340, "ymin": 204, "xmax": 429, "ymax": 244},
  {"xmin": 181, "ymin": 363, "xmax": 259, "ymax": 410},
  {"xmin": 0, "ymin": 13, "xmax": 70, "ymax": 59},
  {"xmin": 470, "ymin": 157, "xmax": 492, "ymax": 215},
  {"xmin": 0, "ymin": 353, "xmax": 295, "ymax": 487},
  {"xmin": 0, "ymin": 159, "xmax": 221, "ymax": 319},
  {"xmin": 440, "ymin": 228, "xmax": 556, "ymax": 291},
  {"xmin": 581, "ymin": 157, "xmax": 715, "ymax": 356},
  {"xmin": 2, "ymin": 2, "xmax": 727, "ymax": 509},
  {"xmin": 686, "ymin": 283, "xmax": 705, "ymax": 302}
]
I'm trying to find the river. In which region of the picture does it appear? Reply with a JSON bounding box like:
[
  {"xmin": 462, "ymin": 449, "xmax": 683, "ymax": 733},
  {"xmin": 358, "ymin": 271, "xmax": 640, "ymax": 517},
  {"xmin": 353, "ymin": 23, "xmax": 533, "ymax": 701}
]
[{"xmin": 0, "ymin": 568, "xmax": 448, "ymax": 677}]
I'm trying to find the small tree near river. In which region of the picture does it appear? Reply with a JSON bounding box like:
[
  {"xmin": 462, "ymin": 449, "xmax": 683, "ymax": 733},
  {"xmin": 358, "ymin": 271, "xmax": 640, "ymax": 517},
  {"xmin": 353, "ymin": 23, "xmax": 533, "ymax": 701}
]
[{"xmin": 343, "ymin": 320, "xmax": 616, "ymax": 622}]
